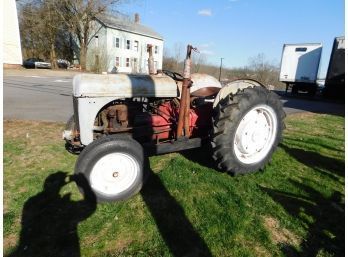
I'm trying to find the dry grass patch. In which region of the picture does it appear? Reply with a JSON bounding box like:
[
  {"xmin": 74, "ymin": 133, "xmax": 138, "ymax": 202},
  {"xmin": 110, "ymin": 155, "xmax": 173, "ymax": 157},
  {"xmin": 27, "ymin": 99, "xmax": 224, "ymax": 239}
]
[
  {"xmin": 4, "ymin": 119, "xmax": 64, "ymax": 142},
  {"xmin": 4, "ymin": 233, "xmax": 19, "ymax": 250},
  {"xmin": 263, "ymin": 216, "xmax": 300, "ymax": 247}
]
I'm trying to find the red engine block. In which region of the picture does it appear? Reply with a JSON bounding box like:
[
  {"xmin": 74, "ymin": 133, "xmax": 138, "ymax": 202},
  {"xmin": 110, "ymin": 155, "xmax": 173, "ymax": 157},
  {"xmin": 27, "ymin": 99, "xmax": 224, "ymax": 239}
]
[{"xmin": 150, "ymin": 101, "xmax": 212, "ymax": 141}]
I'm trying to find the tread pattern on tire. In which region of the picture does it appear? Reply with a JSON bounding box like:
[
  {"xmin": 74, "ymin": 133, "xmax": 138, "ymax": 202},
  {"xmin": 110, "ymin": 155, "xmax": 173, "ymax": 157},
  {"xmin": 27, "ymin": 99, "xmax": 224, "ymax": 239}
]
[{"xmin": 211, "ymin": 86, "xmax": 285, "ymax": 175}]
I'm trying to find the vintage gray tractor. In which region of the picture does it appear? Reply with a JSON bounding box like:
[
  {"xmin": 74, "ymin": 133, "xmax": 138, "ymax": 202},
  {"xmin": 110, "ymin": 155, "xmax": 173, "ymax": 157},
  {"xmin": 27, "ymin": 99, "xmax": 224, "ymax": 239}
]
[{"xmin": 64, "ymin": 45, "xmax": 285, "ymax": 202}]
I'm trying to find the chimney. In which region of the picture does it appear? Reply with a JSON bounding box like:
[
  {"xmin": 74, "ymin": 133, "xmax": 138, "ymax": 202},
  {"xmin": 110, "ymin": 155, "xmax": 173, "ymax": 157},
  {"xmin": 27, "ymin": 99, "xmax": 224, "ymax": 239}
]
[{"xmin": 134, "ymin": 13, "xmax": 140, "ymax": 24}]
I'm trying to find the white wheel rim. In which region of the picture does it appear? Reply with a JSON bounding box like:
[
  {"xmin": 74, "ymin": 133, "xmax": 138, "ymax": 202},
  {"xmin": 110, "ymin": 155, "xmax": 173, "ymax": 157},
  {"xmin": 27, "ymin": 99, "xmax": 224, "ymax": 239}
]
[
  {"xmin": 90, "ymin": 152, "xmax": 140, "ymax": 196},
  {"xmin": 234, "ymin": 104, "xmax": 278, "ymax": 164}
]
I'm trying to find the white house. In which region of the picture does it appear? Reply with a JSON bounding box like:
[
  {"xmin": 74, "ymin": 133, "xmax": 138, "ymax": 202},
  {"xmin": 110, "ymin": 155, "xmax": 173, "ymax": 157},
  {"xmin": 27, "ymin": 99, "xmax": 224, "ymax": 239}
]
[
  {"xmin": 3, "ymin": 0, "xmax": 23, "ymax": 68},
  {"xmin": 86, "ymin": 13, "xmax": 163, "ymax": 74}
]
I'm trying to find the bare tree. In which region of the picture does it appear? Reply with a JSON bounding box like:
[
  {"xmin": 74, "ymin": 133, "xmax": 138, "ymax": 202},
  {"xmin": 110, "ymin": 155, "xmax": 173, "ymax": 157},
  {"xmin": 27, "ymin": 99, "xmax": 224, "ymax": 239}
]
[
  {"xmin": 56, "ymin": 0, "xmax": 122, "ymax": 70},
  {"xmin": 248, "ymin": 53, "xmax": 280, "ymax": 86},
  {"xmin": 43, "ymin": 0, "xmax": 62, "ymax": 68},
  {"xmin": 162, "ymin": 47, "xmax": 177, "ymax": 71},
  {"xmin": 173, "ymin": 42, "xmax": 184, "ymax": 72},
  {"xmin": 162, "ymin": 44, "xmax": 283, "ymax": 89},
  {"xmin": 19, "ymin": 0, "xmax": 71, "ymax": 68},
  {"xmin": 192, "ymin": 53, "xmax": 207, "ymax": 73},
  {"xmin": 19, "ymin": 2, "xmax": 50, "ymax": 60}
]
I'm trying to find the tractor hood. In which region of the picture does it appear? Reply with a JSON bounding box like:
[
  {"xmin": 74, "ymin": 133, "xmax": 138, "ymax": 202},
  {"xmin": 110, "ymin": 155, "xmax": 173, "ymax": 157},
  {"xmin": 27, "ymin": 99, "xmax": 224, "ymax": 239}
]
[{"xmin": 73, "ymin": 73, "xmax": 179, "ymax": 98}]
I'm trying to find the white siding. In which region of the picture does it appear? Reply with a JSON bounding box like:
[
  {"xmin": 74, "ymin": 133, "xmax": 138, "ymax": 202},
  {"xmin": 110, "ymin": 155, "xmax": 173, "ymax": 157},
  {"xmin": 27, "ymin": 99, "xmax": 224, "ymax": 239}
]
[
  {"xmin": 3, "ymin": 0, "xmax": 22, "ymax": 65},
  {"xmin": 85, "ymin": 22, "xmax": 108, "ymax": 71},
  {"xmin": 84, "ymin": 19, "xmax": 163, "ymax": 74},
  {"xmin": 105, "ymin": 27, "xmax": 163, "ymax": 73}
]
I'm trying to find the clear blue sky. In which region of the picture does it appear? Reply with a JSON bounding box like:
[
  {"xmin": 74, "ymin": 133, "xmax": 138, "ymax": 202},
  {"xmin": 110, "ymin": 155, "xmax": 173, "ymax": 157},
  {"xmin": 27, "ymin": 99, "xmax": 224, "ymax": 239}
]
[{"xmin": 119, "ymin": 0, "xmax": 344, "ymax": 78}]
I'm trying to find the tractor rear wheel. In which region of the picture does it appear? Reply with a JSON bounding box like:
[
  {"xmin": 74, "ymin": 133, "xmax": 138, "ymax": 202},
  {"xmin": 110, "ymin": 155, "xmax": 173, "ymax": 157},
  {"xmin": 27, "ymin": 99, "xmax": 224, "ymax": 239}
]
[
  {"xmin": 211, "ymin": 86, "xmax": 285, "ymax": 175},
  {"xmin": 75, "ymin": 135, "xmax": 145, "ymax": 202}
]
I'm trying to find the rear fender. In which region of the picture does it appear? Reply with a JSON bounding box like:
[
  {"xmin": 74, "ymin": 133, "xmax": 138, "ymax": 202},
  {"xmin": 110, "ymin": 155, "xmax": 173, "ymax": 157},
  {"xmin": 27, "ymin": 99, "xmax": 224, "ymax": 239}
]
[{"xmin": 213, "ymin": 79, "xmax": 266, "ymax": 108}]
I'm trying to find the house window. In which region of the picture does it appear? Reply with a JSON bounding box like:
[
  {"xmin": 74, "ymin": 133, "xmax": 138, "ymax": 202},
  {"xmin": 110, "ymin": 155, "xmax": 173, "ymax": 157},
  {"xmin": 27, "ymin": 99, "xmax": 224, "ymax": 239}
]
[
  {"xmin": 154, "ymin": 46, "xmax": 158, "ymax": 54},
  {"xmin": 115, "ymin": 57, "xmax": 120, "ymax": 67},
  {"xmin": 126, "ymin": 40, "xmax": 131, "ymax": 50},
  {"xmin": 133, "ymin": 58, "xmax": 138, "ymax": 72},
  {"xmin": 134, "ymin": 41, "xmax": 139, "ymax": 52},
  {"xmin": 126, "ymin": 58, "xmax": 130, "ymax": 67},
  {"xmin": 115, "ymin": 37, "xmax": 120, "ymax": 48}
]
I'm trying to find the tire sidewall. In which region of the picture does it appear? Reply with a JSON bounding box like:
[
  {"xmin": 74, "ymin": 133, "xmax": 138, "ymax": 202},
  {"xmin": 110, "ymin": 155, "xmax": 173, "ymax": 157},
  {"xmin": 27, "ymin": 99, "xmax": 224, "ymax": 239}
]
[
  {"xmin": 75, "ymin": 136, "xmax": 144, "ymax": 202},
  {"xmin": 212, "ymin": 87, "xmax": 284, "ymax": 174}
]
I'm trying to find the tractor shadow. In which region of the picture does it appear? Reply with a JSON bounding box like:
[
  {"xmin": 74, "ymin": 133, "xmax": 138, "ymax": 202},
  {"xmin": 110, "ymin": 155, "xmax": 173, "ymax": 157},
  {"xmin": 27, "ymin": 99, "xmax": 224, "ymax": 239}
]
[
  {"xmin": 6, "ymin": 171, "xmax": 96, "ymax": 257},
  {"xmin": 180, "ymin": 144, "xmax": 218, "ymax": 171},
  {"xmin": 280, "ymin": 144, "xmax": 345, "ymax": 178},
  {"xmin": 141, "ymin": 159, "xmax": 212, "ymax": 257},
  {"xmin": 259, "ymin": 179, "xmax": 344, "ymax": 257}
]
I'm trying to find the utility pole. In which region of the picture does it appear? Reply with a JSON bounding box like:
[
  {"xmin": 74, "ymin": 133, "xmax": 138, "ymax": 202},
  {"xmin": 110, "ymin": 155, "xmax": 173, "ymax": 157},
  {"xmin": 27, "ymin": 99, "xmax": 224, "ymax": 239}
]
[{"xmin": 219, "ymin": 57, "xmax": 224, "ymax": 82}]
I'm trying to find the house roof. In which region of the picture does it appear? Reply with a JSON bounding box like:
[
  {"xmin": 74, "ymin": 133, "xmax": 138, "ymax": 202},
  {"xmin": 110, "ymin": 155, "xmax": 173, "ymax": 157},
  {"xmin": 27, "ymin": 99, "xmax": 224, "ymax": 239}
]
[{"xmin": 96, "ymin": 14, "xmax": 163, "ymax": 40}]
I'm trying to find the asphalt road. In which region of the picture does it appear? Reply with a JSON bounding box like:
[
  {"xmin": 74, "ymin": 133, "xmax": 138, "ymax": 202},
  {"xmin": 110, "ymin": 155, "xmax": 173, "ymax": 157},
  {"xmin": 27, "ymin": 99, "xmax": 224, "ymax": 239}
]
[
  {"xmin": 280, "ymin": 94, "xmax": 344, "ymax": 116},
  {"xmin": 3, "ymin": 73, "xmax": 344, "ymax": 123},
  {"xmin": 4, "ymin": 74, "xmax": 74, "ymax": 122}
]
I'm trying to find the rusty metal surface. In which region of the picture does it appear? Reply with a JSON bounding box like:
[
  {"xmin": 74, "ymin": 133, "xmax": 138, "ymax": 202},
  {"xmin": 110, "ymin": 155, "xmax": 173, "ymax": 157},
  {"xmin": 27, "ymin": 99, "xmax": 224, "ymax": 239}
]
[
  {"xmin": 177, "ymin": 45, "xmax": 197, "ymax": 138},
  {"xmin": 183, "ymin": 59, "xmax": 192, "ymax": 79}
]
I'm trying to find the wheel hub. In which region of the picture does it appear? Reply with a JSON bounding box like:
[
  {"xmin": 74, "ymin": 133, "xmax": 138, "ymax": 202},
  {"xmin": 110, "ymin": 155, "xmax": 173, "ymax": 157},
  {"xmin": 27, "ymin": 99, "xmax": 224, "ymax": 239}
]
[
  {"xmin": 90, "ymin": 152, "xmax": 139, "ymax": 196},
  {"xmin": 234, "ymin": 105, "xmax": 277, "ymax": 164}
]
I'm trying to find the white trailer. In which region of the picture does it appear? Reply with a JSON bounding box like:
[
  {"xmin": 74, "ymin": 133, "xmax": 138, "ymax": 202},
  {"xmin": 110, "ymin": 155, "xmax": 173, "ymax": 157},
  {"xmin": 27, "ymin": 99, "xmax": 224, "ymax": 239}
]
[{"xmin": 279, "ymin": 43, "xmax": 322, "ymax": 96}]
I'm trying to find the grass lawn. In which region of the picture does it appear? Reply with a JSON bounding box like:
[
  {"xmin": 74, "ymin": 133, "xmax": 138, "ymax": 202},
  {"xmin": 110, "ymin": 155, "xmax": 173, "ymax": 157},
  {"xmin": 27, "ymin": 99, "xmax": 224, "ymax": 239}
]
[{"xmin": 4, "ymin": 113, "xmax": 344, "ymax": 257}]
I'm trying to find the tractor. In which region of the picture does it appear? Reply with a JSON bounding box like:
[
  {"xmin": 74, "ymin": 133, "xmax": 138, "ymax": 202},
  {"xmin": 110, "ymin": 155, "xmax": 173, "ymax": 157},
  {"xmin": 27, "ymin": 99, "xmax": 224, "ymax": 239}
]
[{"xmin": 63, "ymin": 45, "xmax": 285, "ymax": 202}]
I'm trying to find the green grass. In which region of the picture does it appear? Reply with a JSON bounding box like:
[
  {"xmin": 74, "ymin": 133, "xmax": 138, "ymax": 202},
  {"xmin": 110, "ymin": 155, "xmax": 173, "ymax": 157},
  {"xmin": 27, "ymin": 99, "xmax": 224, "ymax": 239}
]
[{"xmin": 4, "ymin": 113, "xmax": 344, "ymax": 257}]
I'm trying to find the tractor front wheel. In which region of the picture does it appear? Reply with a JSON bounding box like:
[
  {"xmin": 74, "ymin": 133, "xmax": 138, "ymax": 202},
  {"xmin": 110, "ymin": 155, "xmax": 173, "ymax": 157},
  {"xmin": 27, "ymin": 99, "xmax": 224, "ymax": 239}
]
[
  {"xmin": 75, "ymin": 135, "xmax": 145, "ymax": 202},
  {"xmin": 212, "ymin": 86, "xmax": 285, "ymax": 175}
]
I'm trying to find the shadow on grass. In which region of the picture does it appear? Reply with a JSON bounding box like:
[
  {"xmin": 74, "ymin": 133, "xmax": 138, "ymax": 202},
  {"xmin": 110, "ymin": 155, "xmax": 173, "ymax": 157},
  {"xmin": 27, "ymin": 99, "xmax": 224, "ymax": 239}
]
[
  {"xmin": 260, "ymin": 179, "xmax": 344, "ymax": 257},
  {"xmin": 280, "ymin": 144, "xmax": 344, "ymax": 178},
  {"xmin": 180, "ymin": 144, "xmax": 217, "ymax": 171},
  {"xmin": 141, "ymin": 161, "xmax": 212, "ymax": 257},
  {"xmin": 283, "ymin": 137, "xmax": 344, "ymax": 153},
  {"xmin": 6, "ymin": 171, "xmax": 96, "ymax": 257}
]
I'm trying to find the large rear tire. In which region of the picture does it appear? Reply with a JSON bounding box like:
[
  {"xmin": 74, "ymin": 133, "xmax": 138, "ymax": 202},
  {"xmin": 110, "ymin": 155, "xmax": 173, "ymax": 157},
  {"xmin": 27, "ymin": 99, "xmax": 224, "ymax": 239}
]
[
  {"xmin": 211, "ymin": 87, "xmax": 285, "ymax": 175},
  {"xmin": 75, "ymin": 135, "xmax": 144, "ymax": 202}
]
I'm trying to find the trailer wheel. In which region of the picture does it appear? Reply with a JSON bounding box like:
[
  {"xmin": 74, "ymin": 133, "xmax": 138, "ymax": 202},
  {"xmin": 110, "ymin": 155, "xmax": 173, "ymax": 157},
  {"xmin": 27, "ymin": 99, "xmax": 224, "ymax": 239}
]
[
  {"xmin": 308, "ymin": 86, "xmax": 317, "ymax": 97},
  {"xmin": 291, "ymin": 84, "xmax": 299, "ymax": 95},
  {"xmin": 212, "ymin": 87, "xmax": 285, "ymax": 175},
  {"xmin": 75, "ymin": 135, "xmax": 144, "ymax": 202}
]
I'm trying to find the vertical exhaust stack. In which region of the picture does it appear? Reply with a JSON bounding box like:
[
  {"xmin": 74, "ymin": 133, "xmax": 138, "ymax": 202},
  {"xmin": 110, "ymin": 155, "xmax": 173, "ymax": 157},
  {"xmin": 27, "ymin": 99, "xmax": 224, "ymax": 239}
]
[
  {"xmin": 147, "ymin": 44, "xmax": 156, "ymax": 75},
  {"xmin": 176, "ymin": 45, "xmax": 198, "ymax": 139}
]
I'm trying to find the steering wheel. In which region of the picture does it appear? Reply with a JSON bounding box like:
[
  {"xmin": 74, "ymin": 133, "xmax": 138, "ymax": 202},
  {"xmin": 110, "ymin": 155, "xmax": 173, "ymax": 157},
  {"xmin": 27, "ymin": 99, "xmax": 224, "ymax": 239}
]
[{"xmin": 162, "ymin": 70, "xmax": 184, "ymax": 81}]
